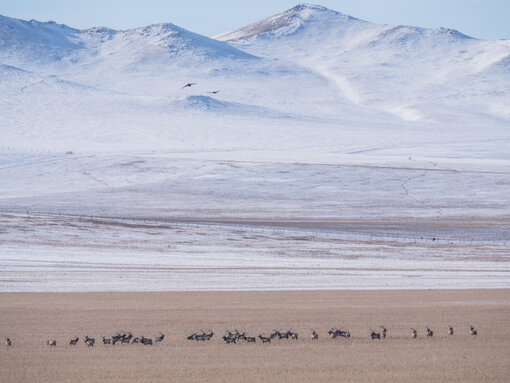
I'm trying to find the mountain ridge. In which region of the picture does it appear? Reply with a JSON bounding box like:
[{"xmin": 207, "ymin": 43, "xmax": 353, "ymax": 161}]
[
  {"xmin": 214, "ymin": 3, "xmax": 473, "ymax": 43},
  {"xmin": 214, "ymin": 3, "xmax": 360, "ymax": 42},
  {"xmin": 0, "ymin": 14, "xmax": 254, "ymax": 68}
]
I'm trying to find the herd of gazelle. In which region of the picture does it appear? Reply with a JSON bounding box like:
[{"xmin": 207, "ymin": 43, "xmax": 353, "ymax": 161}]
[
  {"xmin": 4, "ymin": 326, "xmax": 478, "ymax": 347},
  {"xmin": 5, "ymin": 331, "xmax": 165, "ymax": 348}
]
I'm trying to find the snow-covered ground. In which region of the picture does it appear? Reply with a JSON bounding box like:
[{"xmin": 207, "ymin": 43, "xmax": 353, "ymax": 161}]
[
  {"xmin": 0, "ymin": 4, "xmax": 509, "ymax": 291},
  {"xmin": 1, "ymin": 213, "xmax": 508, "ymax": 292},
  {"xmin": 1, "ymin": 154, "xmax": 509, "ymax": 291},
  {"xmin": 1, "ymin": 154, "xmax": 509, "ymax": 225}
]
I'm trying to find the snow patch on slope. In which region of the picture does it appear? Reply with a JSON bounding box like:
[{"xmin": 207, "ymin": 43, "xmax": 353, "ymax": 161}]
[
  {"xmin": 485, "ymin": 54, "xmax": 510, "ymax": 73},
  {"xmin": 169, "ymin": 95, "xmax": 295, "ymax": 119},
  {"xmin": 0, "ymin": 63, "xmax": 32, "ymax": 78},
  {"xmin": 175, "ymin": 95, "xmax": 253, "ymax": 112}
]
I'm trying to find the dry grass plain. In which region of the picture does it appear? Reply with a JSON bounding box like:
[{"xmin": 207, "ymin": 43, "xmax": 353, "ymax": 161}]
[{"xmin": 1, "ymin": 289, "xmax": 509, "ymax": 382}]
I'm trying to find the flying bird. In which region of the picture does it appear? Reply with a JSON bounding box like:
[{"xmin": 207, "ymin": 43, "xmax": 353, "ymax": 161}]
[
  {"xmin": 181, "ymin": 83, "xmax": 197, "ymax": 89},
  {"xmin": 206, "ymin": 90, "xmax": 220, "ymax": 94}
]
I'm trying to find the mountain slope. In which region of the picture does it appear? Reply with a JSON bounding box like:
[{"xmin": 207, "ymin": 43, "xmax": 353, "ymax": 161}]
[
  {"xmin": 216, "ymin": 4, "xmax": 510, "ymax": 124},
  {"xmin": 215, "ymin": 4, "xmax": 472, "ymax": 46},
  {"xmin": 215, "ymin": 4, "xmax": 359, "ymax": 41},
  {"xmin": 0, "ymin": 15, "xmax": 254, "ymax": 71},
  {"xmin": 0, "ymin": 16, "xmax": 82, "ymax": 64},
  {"xmin": 0, "ymin": 6, "xmax": 508, "ymax": 163}
]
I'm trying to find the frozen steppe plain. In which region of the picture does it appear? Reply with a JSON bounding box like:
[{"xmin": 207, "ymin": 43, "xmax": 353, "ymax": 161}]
[{"xmin": 0, "ymin": 4, "xmax": 509, "ymax": 291}]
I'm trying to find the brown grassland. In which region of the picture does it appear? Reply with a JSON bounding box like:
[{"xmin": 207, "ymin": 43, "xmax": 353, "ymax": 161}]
[{"xmin": 1, "ymin": 289, "xmax": 509, "ymax": 382}]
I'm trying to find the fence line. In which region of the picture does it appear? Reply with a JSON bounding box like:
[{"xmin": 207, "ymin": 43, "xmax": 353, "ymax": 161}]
[{"xmin": 0, "ymin": 208, "xmax": 509, "ymax": 247}]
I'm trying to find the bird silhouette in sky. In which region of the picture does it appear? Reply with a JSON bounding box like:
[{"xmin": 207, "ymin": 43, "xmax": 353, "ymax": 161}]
[
  {"xmin": 206, "ymin": 90, "xmax": 220, "ymax": 94},
  {"xmin": 181, "ymin": 83, "xmax": 197, "ymax": 89}
]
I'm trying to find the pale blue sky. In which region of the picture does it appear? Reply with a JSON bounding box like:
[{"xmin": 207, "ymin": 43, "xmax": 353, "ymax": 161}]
[{"xmin": 1, "ymin": 0, "xmax": 509, "ymax": 40}]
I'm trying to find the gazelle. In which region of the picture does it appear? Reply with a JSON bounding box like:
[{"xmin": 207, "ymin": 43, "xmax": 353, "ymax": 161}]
[
  {"xmin": 222, "ymin": 332, "xmax": 236, "ymax": 344},
  {"xmin": 155, "ymin": 333, "xmax": 165, "ymax": 342},
  {"xmin": 84, "ymin": 336, "xmax": 95, "ymax": 347},
  {"xmin": 187, "ymin": 333, "xmax": 197, "ymax": 341}
]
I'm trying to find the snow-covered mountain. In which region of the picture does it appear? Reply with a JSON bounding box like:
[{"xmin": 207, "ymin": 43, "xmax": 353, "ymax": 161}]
[
  {"xmin": 215, "ymin": 4, "xmax": 361, "ymax": 41},
  {"xmin": 216, "ymin": 4, "xmax": 510, "ymax": 124},
  {"xmin": 0, "ymin": 16, "xmax": 82, "ymax": 64},
  {"xmin": 0, "ymin": 14, "xmax": 253, "ymax": 69},
  {"xmin": 0, "ymin": 4, "xmax": 509, "ymax": 159}
]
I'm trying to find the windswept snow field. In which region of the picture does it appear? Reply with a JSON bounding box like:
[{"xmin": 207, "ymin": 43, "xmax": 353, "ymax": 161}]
[{"xmin": 0, "ymin": 4, "xmax": 509, "ymax": 291}]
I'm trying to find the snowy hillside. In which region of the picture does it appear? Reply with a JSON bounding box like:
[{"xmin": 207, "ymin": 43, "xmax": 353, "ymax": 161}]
[
  {"xmin": 0, "ymin": 3, "xmax": 508, "ymax": 221},
  {"xmin": 1, "ymin": 3, "xmax": 509, "ymax": 214}
]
